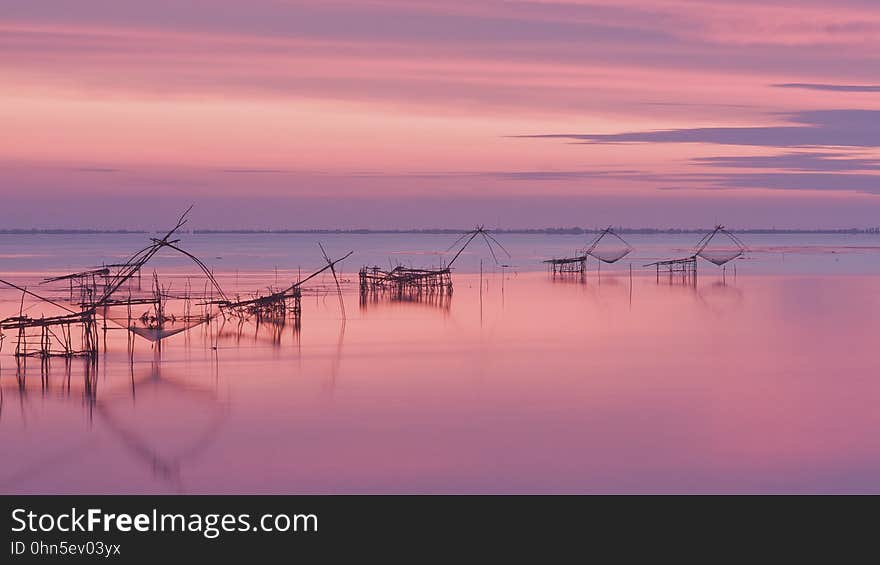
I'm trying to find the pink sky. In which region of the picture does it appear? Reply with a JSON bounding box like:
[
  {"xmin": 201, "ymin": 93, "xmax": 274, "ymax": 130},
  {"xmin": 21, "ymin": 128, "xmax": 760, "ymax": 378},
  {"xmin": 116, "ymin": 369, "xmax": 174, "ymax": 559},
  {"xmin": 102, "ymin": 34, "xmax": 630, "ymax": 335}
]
[{"xmin": 2, "ymin": 0, "xmax": 880, "ymax": 229}]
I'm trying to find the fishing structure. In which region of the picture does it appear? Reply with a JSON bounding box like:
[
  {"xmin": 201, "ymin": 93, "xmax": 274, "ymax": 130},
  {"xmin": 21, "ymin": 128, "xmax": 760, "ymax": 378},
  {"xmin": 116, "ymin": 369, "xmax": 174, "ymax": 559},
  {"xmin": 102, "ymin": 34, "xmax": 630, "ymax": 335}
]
[
  {"xmin": 544, "ymin": 254, "xmax": 588, "ymax": 276},
  {"xmin": 211, "ymin": 247, "xmax": 353, "ymax": 327},
  {"xmin": 545, "ymin": 226, "xmax": 633, "ymax": 276},
  {"xmin": 358, "ymin": 226, "xmax": 509, "ymax": 299},
  {"xmin": 645, "ymin": 225, "xmax": 746, "ymax": 284},
  {"xmin": 43, "ymin": 267, "xmax": 114, "ymax": 303},
  {"xmin": 0, "ymin": 279, "xmax": 100, "ymax": 360},
  {"xmin": 693, "ymin": 225, "xmax": 748, "ymax": 266},
  {"xmin": 0, "ymin": 208, "xmax": 353, "ymax": 360}
]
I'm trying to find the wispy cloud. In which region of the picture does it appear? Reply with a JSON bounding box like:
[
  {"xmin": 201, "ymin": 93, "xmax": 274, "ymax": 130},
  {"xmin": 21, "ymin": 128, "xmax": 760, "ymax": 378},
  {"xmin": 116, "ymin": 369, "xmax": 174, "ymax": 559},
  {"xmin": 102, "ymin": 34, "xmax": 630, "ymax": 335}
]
[
  {"xmin": 5, "ymin": 1, "xmax": 880, "ymax": 227},
  {"xmin": 519, "ymin": 110, "xmax": 880, "ymax": 148},
  {"xmin": 705, "ymin": 172, "xmax": 880, "ymax": 194},
  {"xmin": 72, "ymin": 167, "xmax": 121, "ymax": 173},
  {"xmin": 693, "ymin": 152, "xmax": 880, "ymax": 171},
  {"xmin": 773, "ymin": 83, "xmax": 880, "ymax": 93},
  {"xmin": 220, "ymin": 168, "xmax": 289, "ymax": 174}
]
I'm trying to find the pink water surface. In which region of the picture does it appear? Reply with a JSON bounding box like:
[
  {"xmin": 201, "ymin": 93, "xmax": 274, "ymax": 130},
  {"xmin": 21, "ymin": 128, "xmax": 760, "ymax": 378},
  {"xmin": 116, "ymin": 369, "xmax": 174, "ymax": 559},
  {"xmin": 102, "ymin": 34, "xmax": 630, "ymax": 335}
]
[{"xmin": 1, "ymin": 271, "xmax": 879, "ymax": 493}]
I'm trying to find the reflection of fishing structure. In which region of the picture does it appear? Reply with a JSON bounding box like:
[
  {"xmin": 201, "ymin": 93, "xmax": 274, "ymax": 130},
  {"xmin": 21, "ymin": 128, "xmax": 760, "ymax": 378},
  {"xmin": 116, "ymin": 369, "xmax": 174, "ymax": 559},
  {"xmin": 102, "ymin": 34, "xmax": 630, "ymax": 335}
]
[
  {"xmin": 215, "ymin": 316, "xmax": 294, "ymax": 348},
  {"xmin": 645, "ymin": 225, "xmax": 747, "ymax": 286},
  {"xmin": 3, "ymin": 356, "xmax": 100, "ymax": 415},
  {"xmin": 0, "ymin": 207, "xmax": 353, "ymax": 361},
  {"xmin": 97, "ymin": 363, "xmax": 227, "ymax": 490},
  {"xmin": 0, "ymin": 361, "xmax": 227, "ymax": 492},
  {"xmin": 358, "ymin": 226, "xmax": 509, "ymax": 300},
  {"xmin": 545, "ymin": 227, "xmax": 633, "ymax": 277},
  {"xmin": 696, "ymin": 281, "xmax": 745, "ymax": 317},
  {"xmin": 359, "ymin": 287, "xmax": 452, "ymax": 312}
]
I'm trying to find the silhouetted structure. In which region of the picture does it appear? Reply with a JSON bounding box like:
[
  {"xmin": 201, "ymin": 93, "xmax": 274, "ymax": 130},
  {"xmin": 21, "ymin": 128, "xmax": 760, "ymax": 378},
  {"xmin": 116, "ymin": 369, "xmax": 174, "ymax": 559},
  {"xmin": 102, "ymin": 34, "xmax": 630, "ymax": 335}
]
[
  {"xmin": 545, "ymin": 255, "xmax": 587, "ymax": 276},
  {"xmin": 544, "ymin": 226, "xmax": 633, "ymax": 277},
  {"xmin": 359, "ymin": 226, "xmax": 508, "ymax": 298},
  {"xmin": 585, "ymin": 227, "xmax": 633, "ymax": 264},
  {"xmin": 0, "ymin": 207, "xmax": 353, "ymax": 360},
  {"xmin": 645, "ymin": 225, "xmax": 746, "ymax": 285}
]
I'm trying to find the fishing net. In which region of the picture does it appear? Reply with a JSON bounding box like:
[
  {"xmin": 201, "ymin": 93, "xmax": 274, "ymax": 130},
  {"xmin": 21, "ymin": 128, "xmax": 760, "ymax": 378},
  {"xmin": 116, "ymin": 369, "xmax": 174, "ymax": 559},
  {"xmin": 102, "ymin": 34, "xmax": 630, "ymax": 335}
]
[
  {"xmin": 588, "ymin": 247, "xmax": 632, "ymax": 263},
  {"xmin": 585, "ymin": 228, "xmax": 633, "ymax": 264},
  {"xmin": 128, "ymin": 317, "xmax": 209, "ymax": 342},
  {"xmin": 697, "ymin": 248, "xmax": 743, "ymax": 266},
  {"xmin": 695, "ymin": 227, "xmax": 746, "ymax": 266},
  {"xmin": 128, "ymin": 324, "xmax": 198, "ymax": 342}
]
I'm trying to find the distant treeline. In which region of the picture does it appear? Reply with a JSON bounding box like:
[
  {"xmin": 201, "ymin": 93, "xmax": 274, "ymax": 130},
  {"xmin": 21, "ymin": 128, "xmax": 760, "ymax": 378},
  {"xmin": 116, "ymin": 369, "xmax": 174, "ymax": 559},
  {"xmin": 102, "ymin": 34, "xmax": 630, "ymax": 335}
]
[
  {"xmin": 0, "ymin": 229, "xmax": 148, "ymax": 234},
  {"xmin": 2, "ymin": 227, "xmax": 879, "ymax": 235},
  {"xmin": 194, "ymin": 227, "xmax": 880, "ymax": 235}
]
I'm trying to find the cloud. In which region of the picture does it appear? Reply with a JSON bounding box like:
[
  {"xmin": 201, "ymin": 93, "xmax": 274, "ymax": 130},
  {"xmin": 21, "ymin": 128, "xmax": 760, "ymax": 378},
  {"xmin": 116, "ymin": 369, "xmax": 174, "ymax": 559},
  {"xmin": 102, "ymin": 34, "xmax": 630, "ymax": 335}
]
[
  {"xmin": 220, "ymin": 168, "xmax": 289, "ymax": 174},
  {"xmin": 519, "ymin": 109, "xmax": 880, "ymax": 148},
  {"xmin": 341, "ymin": 169, "xmax": 642, "ymax": 180},
  {"xmin": 636, "ymin": 170, "xmax": 880, "ymax": 195},
  {"xmin": 706, "ymin": 172, "xmax": 880, "ymax": 194},
  {"xmin": 5, "ymin": 3, "xmax": 880, "ymax": 112},
  {"xmin": 73, "ymin": 167, "xmax": 121, "ymax": 173},
  {"xmin": 0, "ymin": 1, "xmax": 677, "ymax": 46},
  {"xmin": 485, "ymin": 170, "xmax": 640, "ymax": 181},
  {"xmin": 773, "ymin": 83, "xmax": 880, "ymax": 92},
  {"xmin": 693, "ymin": 152, "xmax": 880, "ymax": 171},
  {"xmin": 640, "ymin": 101, "xmax": 756, "ymax": 109},
  {"xmin": 353, "ymin": 166, "xmax": 880, "ymax": 196}
]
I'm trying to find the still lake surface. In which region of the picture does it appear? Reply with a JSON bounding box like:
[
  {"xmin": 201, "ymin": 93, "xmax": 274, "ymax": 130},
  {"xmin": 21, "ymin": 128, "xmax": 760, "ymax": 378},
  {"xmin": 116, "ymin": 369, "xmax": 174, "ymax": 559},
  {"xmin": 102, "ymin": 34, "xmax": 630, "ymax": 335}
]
[{"xmin": 1, "ymin": 232, "xmax": 879, "ymax": 493}]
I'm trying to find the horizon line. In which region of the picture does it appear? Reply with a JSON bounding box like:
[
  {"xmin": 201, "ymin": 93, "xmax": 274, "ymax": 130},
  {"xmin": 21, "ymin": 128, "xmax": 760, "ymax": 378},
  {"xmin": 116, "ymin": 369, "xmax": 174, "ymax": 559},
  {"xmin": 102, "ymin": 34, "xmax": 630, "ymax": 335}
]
[{"xmin": 2, "ymin": 227, "xmax": 879, "ymax": 235}]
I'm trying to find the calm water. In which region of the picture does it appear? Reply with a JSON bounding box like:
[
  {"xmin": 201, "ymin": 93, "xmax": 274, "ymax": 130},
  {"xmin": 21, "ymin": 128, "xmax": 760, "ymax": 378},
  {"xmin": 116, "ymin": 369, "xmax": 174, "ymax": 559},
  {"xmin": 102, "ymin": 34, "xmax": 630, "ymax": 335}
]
[
  {"xmin": 2, "ymin": 231, "xmax": 880, "ymax": 275},
  {"xmin": 1, "ymin": 233, "xmax": 879, "ymax": 493}
]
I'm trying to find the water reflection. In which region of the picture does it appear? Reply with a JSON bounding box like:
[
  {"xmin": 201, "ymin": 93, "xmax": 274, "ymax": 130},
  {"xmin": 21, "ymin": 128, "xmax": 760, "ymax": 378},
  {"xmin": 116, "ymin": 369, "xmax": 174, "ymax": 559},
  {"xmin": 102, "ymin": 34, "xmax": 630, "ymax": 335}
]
[
  {"xmin": 359, "ymin": 289, "xmax": 452, "ymax": 313},
  {"xmin": 215, "ymin": 317, "xmax": 299, "ymax": 348},
  {"xmin": 696, "ymin": 281, "xmax": 745, "ymax": 317},
  {"xmin": 0, "ymin": 356, "xmax": 227, "ymax": 493},
  {"xmin": 2, "ymin": 272, "xmax": 880, "ymax": 493},
  {"xmin": 4, "ymin": 357, "xmax": 99, "ymax": 416},
  {"xmin": 97, "ymin": 363, "xmax": 227, "ymax": 491},
  {"xmin": 548, "ymin": 271, "xmax": 588, "ymax": 285}
]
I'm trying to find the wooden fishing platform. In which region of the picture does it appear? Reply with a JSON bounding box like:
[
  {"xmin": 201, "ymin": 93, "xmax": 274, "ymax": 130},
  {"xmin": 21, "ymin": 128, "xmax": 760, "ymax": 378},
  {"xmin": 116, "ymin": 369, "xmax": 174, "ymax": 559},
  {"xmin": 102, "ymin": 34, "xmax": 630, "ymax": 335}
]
[
  {"xmin": 0, "ymin": 208, "xmax": 353, "ymax": 360},
  {"xmin": 358, "ymin": 226, "xmax": 508, "ymax": 297},
  {"xmin": 359, "ymin": 266, "xmax": 453, "ymax": 296},
  {"xmin": 544, "ymin": 255, "xmax": 587, "ymax": 276},
  {"xmin": 0, "ymin": 310, "xmax": 99, "ymax": 358},
  {"xmin": 644, "ymin": 256, "xmax": 698, "ymax": 285}
]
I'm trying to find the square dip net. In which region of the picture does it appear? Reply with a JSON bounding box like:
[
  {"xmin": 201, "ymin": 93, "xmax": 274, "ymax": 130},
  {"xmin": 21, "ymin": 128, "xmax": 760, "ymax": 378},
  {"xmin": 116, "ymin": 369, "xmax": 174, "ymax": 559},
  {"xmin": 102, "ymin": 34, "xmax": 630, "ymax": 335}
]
[
  {"xmin": 694, "ymin": 225, "xmax": 747, "ymax": 266},
  {"xmin": 584, "ymin": 227, "xmax": 633, "ymax": 264}
]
